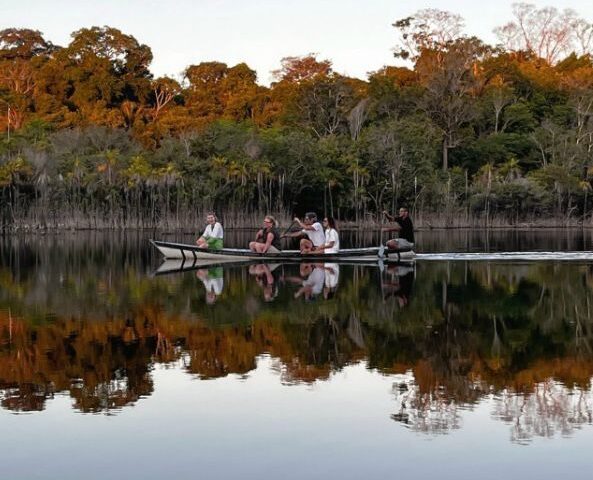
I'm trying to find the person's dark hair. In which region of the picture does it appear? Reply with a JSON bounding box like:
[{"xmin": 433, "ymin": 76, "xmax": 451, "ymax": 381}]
[
  {"xmin": 305, "ymin": 212, "xmax": 317, "ymax": 221},
  {"xmin": 206, "ymin": 211, "xmax": 218, "ymax": 221},
  {"xmin": 324, "ymin": 217, "xmax": 337, "ymax": 229}
]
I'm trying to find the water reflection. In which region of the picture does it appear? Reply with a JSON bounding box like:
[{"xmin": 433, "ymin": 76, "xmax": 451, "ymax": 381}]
[
  {"xmin": 1, "ymin": 233, "xmax": 593, "ymax": 445},
  {"xmin": 196, "ymin": 267, "xmax": 224, "ymax": 304},
  {"xmin": 249, "ymin": 264, "xmax": 281, "ymax": 302}
]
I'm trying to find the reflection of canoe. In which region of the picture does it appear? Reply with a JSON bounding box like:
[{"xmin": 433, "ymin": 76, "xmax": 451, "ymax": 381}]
[
  {"xmin": 150, "ymin": 240, "xmax": 415, "ymax": 262},
  {"xmin": 153, "ymin": 259, "xmax": 281, "ymax": 275},
  {"xmin": 152, "ymin": 258, "xmax": 413, "ymax": 276}
]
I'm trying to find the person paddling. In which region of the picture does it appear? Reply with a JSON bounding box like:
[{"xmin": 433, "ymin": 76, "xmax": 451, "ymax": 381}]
[
  {"xmin": 249, "ymin": 215, "xmax": 282, "ymax": 253},
  {"xmin": 283, "ymin": 212, "xmax": 325, "ymax": 253},
  {"xmin": 382, "ymin": 207, "xmax": 414, "ymax": 250},
  {"xmin": 196, "ymin": 212, "xmax": 224, "ymax": 249}
]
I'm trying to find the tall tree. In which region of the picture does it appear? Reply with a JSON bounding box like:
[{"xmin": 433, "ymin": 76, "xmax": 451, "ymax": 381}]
[
  {"xmin": 494, "ymin": 3, "xmax": 593, "ymax": 64},
  {"xmin": 0, "ymin": 29, "xmax": 54, "ymax": 131},
  {"xmin": 272, "ymin": 53, "xmax": 332, "ymax": 83},
  {"xmin": 393, "ymin": 9, "xmax": 465, "ymax": 60},
  {"xmin": 416, "ymin": 37, "xmax": 491, "ymax": 170},
  {"xmin": 55, "ymin": 27, "xmax": 153, "ymax": 126}
]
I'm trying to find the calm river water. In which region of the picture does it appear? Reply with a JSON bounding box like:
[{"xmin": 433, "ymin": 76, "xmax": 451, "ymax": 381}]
[{"xmin": 1, "ymin": 230, "xmax": 593, "ymax": 479}]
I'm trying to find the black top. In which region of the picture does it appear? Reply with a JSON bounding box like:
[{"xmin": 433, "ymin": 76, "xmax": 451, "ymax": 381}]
[
  {"xmin": 264, "ymin": 227, "xmax": 282, "ymax": 251},
  {"xmin": 395, "ymin": 216, "xmax": 414, "ymax": 243}
]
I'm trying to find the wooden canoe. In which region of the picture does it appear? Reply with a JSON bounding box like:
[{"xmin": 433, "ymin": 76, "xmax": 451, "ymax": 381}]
[{"xmin": 150, "ymin": 240, "xmax": 415, "ymax": 263}]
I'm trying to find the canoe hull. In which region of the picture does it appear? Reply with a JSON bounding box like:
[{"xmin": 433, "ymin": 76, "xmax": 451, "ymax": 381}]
[{"xmin": 150, "ymin": 240, "xmax": 415, "ymax": 262}]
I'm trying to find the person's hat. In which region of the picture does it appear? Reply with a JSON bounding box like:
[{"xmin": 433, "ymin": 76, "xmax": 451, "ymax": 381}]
[{"xmin": 305, "ymin": 212, "xmax": 317, "ymax": 220}]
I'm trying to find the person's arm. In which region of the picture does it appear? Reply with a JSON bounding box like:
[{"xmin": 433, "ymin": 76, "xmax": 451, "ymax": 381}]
[
  {"xmin": 255, "ymin": 229, "xmax": 264, "ymax": 241},
  {"xmin": 262, "ymin": 232, "xmax": 275, "ymax": 253},
  {"xmin": 263, "ymin": 265, "xmax": 274, "ymax": 285},
  {"xmin": 294, "ymin": 217, "xmax": 318, "ymax": 231},
  {"xmin": 283, "ymin": 230, "xmax": 304, "ymax": 238},
  {"xmin": 382, "ymin": 219, "xmax": 401, "ymax": 233},
  {"xmin": 196, "ymin": 269, "xmax": 208, "ymax": 280},
  {"xmin": 283, "ymin": 276, "xmax": 304, "ymax": 285},
  {"xmin": 382, "ymin": 210, "xmax": 396, "ymax": 222},
  {"xmin": 314, "ymin": 239, "xmax": 335, "ymax": 252}
]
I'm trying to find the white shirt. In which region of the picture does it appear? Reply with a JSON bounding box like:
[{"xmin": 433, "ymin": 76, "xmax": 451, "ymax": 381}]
[
  {"xmin": 303, "ymin": 267, "xmax": 325, "ymax": 295},
  {"xmin": 202, "ymin": 222, "xmax": 223, "ymax": 239},
  {"xmin": 303, "ymin": 222, "xmax": 325, "ymax": 247},
  {"xmin": 202, "ymin": 277, "xmax": 223, "ymax": 295},
  {"xmin": 324, "ymin": 228, "xmax": 340, "ymax": 253},
  {"xmin": 324, "ymin": 263, "xmax": 340, "ymax": 289}
]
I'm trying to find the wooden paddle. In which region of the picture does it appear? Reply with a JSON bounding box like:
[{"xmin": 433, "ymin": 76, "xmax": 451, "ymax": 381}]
[{"xmin": 280, "ymin": 219, "xmax": 299, "ymax": 238}]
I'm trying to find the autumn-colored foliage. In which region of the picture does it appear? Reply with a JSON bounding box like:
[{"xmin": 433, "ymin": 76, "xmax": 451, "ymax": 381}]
[{"xmin": 1, "ymin": 4, "xmax": 593, "ymax": 227}]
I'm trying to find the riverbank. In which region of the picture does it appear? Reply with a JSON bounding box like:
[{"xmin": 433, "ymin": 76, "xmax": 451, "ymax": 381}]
[{"xmin": 2, "ymin": 214, "xmax": 593, "ymax": 233}]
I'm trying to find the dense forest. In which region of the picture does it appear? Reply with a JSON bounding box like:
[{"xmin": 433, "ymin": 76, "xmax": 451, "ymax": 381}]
[{"xmin": 2, "ymin": 3, "xmax": 593, "ymax": 229}]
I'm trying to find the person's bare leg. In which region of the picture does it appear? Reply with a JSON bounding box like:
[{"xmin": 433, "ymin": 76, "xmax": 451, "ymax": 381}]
[
  {"xmin": 386, "ymin": 239, "xmax": 399, "ymax": 250},
  {"xmin": 300, "ymin": 239, "xmax": 313, "ymax": 253},
  {"xmin": 249, "ymin": 241, "xmax": 257, "ymax": 252},
  {"xmin": 252, "ymin": 242, "xmax": 267, "ymax": 253}
]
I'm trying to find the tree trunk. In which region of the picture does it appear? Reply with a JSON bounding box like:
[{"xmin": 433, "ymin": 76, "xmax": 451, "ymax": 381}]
[{"xmin": 442, "ymin": 139, "xmax": 448, "ymax": 171}]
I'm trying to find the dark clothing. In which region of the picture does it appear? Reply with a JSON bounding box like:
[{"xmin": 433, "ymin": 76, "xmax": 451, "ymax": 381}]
[
  {"xmin": 264, "ymin": 227, "xmax": 282, "ymax": 251},
  {"xmin": 395, "ymin": 217, "xmax": 414, "ymax": 244}
]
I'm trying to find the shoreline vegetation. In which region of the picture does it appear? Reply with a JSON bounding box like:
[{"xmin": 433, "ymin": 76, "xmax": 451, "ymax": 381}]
[
  {"xmin": 2, "ymin": 4, "xmax": 593, "ymax": 232},
  {"xmin": 2, "ymin": 212, "xmax": 593, "ymax": 233}
]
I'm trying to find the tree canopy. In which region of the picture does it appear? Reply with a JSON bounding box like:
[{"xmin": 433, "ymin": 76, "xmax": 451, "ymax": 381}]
[{"xmin": 2, "ymin": 3, "xmax": 593, "ymax": 228}]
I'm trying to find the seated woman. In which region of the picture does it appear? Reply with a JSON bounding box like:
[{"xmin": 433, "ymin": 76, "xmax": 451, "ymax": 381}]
[
  {"xmin": 196, "ymin": 212, "xmax": 224, "ymax": 249},
  {"xmin": 249, "ymin": 215, "xmax": 282, "ymax": 253}
]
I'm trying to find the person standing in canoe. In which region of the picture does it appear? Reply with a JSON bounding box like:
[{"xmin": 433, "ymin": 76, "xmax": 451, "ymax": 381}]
[
  {"xmin": 382, "ymin": 207, "xmax": 414, "ymax": 250},
  {"xmin": 283, "ymin": 212, "xmax": 325, "ymax": 253},
  {"xmin": 196, "ymin": 212, "xmax": 224, "ymax": 250},
  {"xmin": 249, "ymin": 215, "xmax": 282, "ymax": 253}
]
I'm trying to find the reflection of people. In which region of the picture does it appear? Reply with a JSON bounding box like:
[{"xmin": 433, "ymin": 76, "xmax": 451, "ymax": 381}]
[
  {"xmin": 383, "ymin": 265, "xmax": 414, "ymax": 307},
  {"xmin": 323, "ymin": 263, "xmax": 340, "ymax": 299},
  {"xmin": 196, "ymin": 212, "xmax": 224, "ymax": 249},
  {"xmin": 283, "ymin": 263, "xmax": 326, "ymax": 301},
  {"xmin": 196, "ymin": 267, "xmax": 224, "ymax": 304},
  {"xmin": 283, "ymin": 212, "xmax": 325, "ymax": 253},
  {"xmin": 382, "ymin": 207, "xmax": 414, "ymax": 250},
  {"xmin": 249, "ymin": 215, "xmax": 282, "ymax": 253},
  {"xmin": 249, "ymin": 263, "xmax": 280, "ymax": 302}
]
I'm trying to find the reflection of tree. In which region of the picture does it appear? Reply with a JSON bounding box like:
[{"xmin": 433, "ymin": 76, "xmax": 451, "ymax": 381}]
[
  {"xmin": 3, "ymin": 238, "xmax": 593, "ymax": 432},
  {"xmin": 391, "ymin": 373, "xmax": 464, "ymax": 434},
  {"xmin": 71, "ymin": 376, "xmax": 151, "ymax": 413},
  {"xmin": 0, "ymin": 311, "xmax": 159, "ymax": 413},
  {"xmin": 492, "ymin": 380, "xmax": 593, "ymax": 444},
  {"xmin": 391, "ymin": 364, "xmax": 593, "ymax": 443},
  {"xmin": 0, "ymin": 382, "xmax": 54, "ymax": 411}
]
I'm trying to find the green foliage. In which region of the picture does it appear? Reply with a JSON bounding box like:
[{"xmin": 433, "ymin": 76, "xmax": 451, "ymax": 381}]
[{"xmin": 1, "ymin": 23, "xmax": 593, "ymax": 226}]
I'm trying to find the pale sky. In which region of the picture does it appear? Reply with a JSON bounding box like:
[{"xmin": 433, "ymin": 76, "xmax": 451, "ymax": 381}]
[{"xmin": 1, "ymin": 0, "xmax": 593, "ymax": 84}]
